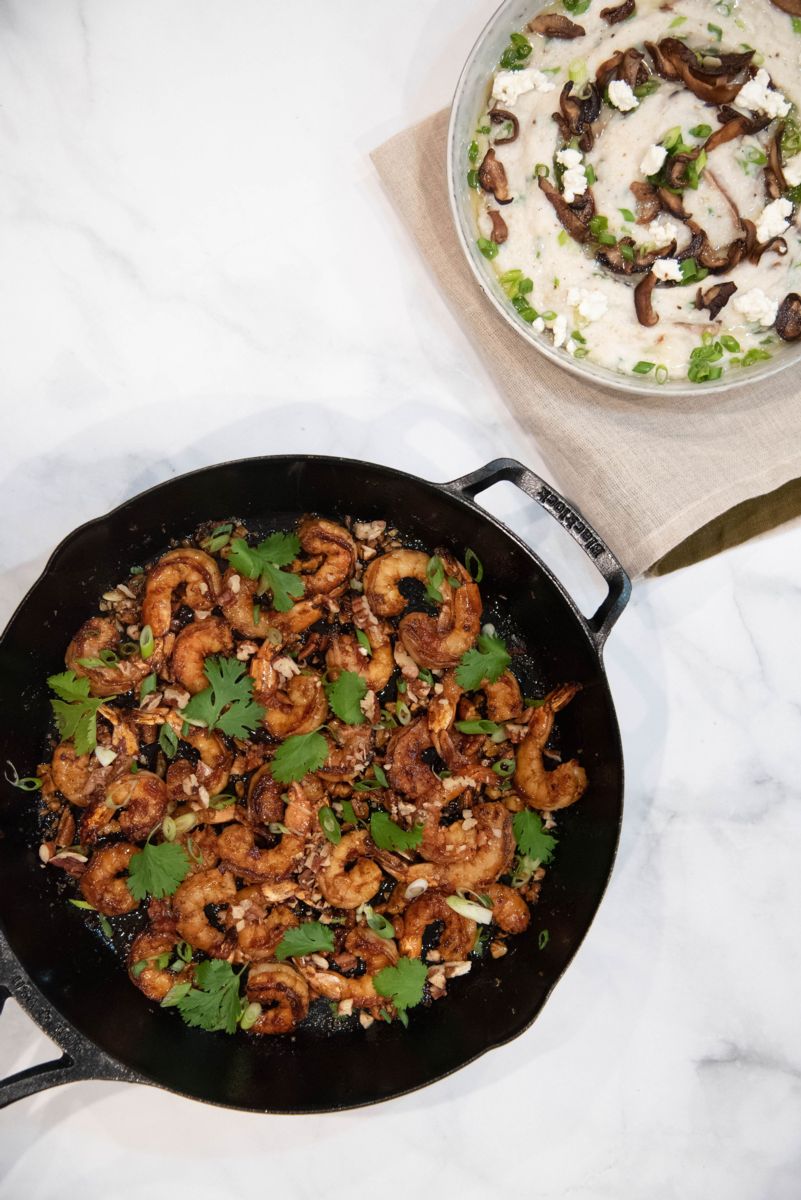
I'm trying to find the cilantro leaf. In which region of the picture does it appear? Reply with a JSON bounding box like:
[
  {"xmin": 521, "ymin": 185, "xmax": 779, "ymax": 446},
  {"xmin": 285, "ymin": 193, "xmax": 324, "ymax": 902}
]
[
  {"xmin": 374, "ymin": 957, "xmax": 427, "ymax": 1023},
  {"xmin": 275, "ymin": 921, "xmax": 335, "ymax": 961},
  {"xmin": 47, "ymin": 670, "xmax": 104, "ymax": 754},
  {"xmin": 325, "ymin": 670, "xmax": 367, "ymax": 724},
  {"xmin": 270, "ymin": 730, "xmax": 328, "ymax": 783},
  {"xmin": 370, "ymin": 811, "xmax": 424, "ymax": 852},
  {"xmin": 171, "ymin": 959, "xmax": 242, "ymax": 1034},
  {"xmin": 127, "ymin": 840, "xmax": 191, "ymax": 901},
  {"xmin": 512, "ymin": 810, "xmax": 557, "ymax": 865},
  {"xmin": 228, "ymin": 533, "xmax": 304, "ymax": 612},
  {"xmin": 182, "ymin": 656, "xmax": 265, "ymax": 738},
  {"xmin": 454, "ymin": 633, "xmax": 511, "ymax": 691}
]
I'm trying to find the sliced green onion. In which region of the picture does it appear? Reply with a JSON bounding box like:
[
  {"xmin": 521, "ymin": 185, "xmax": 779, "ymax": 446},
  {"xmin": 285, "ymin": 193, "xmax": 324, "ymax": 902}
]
[
  {"xmin": 464, "ymin": 548, "xmax": 484, "ymax": 583},
  {"xmin": 468, "ymin": 140, "xmax": 479, "ymax": 163},
  {"xmin": 318, "ymin": 806, "xmax": 342, "ymax": 844},
  {"xmin": 131, "ymin": 959, "xmax": 148, "ymax": 978},
  {"xmin": 161, "ymin": 981, "xmax": 192, "ymax": 1008},
  {"xmin": 690, "ymin": 124, "xmax": 712, "ymax": 138},
  {"xmin": 355, "ymin": 629, "xmax": 372, "ymax": 657},
  {"xmin": 467, "ymin": 169, "xmax": 480, "ymax": 189},
  {"xmin": 477, "ymin": 237, "xmax": 499, "ymax": 260},
  {"xmin": 362, "ymin": 905, "xmax": 395, "ymax": 939},
  {"xmin": 455, "ymin": 719, "xmax": 504, "ymax": 736},
  {"xmin": 720, "ymin": 334, "xmax": 740, "ymax": 353},
  {"xmin": 396, "ymin": 701, "xmax": 412, "ymax": 726},
  {"xmin": 707, "ymin": 21, "xmax": 723, "ymax": 40},
  {"xmin": 176, "ymin": 940, "xmax": 193, "ymax": 962},
  {"xmin": 633, "ymin": 361, "xmax": 656, "ymax": 374},
  {"xmin": 268, "ymin": 821, "xmax": 290, "ymax": 835},
  {"xmin": 619, "ymin": 207, "xmax": 636, "ymax": 222},
  {"xmin": 492, "ymin": 758, "xmax": 516, "ymax": 777},
  {"xmin": 418, "ymin": 668, "xmax": 434, "ymax": 685},
  {"xmin": 119, "ymin": 641, "xmax": 138, "ymax": 657},
  {"xmin": 69, "ymin": 898, "xmax": 96, "ymax": 911},
  {"xmin": 397, "ymin": 678, "xmax": 407, "ymax": 694},
  {"xmin": 98, "ymin": 916, "xmax": 113, "ymax": 939},
  {"xmin": 209, "ymin": 793, "xmax": 236, "ymax": 810},
  {"xmin": 240, "ymin": 1002, "xmax": 262, "ymax": 1031},
  {"xmin": 139, "ymin": 673, "xmax": 157, "ymax": 702},
  {"xmin": 446, "ymin": 895, "xmax": 493, "ymax": 925},
  {"xmin": 162, "ymin": 816, "xmax": 177, "ymax": 842},
  {"xmin": 139, "ymin": 625, "xmax": 155, "ymax": 659},
  {"xmin": 172, "ymin": 812, "xmax": 198, "ymax": 836},
  {"xmin": 252, "ymin": 603, "xmax": 261, "ymax": 627},
  {"xmin": 534, "ymin": 163, "xmax": 549, "ymax": 177},
  {"xmin": 655, "ymin": 365, "xmax": 669, "ymax": 385},
  {"xmin": 4, "ymin": 760, "xmax": 42, "ymax": 791},
  {"xmin": 158, "ymin": 722, "xmax": 179, "ymax": 759},
  {"xmin": 539, "ymin": 929, "xmax": 550, "ymax": 950},
  {"xmin": 373, "ymin": 765, "xmax": 389, "ymax": 788}
]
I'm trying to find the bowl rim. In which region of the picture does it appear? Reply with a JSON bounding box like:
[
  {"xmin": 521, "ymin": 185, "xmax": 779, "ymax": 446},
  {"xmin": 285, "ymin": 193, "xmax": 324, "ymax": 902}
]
[{"xmin": 445, "ymin": 0, "xmax": 801, "ymax": 399}]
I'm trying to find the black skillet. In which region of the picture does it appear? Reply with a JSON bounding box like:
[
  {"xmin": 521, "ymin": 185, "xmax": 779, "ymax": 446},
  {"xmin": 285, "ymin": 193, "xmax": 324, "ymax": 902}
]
[{"xmin": 0, "ymin": 455, "xmax": 630, "ymax": 1112}]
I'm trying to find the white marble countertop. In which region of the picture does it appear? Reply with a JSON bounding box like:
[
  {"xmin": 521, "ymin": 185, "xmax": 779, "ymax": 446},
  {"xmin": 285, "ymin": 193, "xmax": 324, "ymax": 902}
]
[{"xmin": 1, "ymin": 2, "xmax": 799, "ymax": 1196}]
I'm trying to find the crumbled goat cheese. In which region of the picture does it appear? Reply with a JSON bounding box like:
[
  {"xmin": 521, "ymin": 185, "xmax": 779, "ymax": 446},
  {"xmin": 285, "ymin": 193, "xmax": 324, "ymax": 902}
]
[
  {"xmin": 647, "ymin": 218, "xmax": 679, "ymax": 245},
  {"xmin": 556, "ymin": 147, "xmax": 587, "ymax": 202},
  {"xmin": 567, "ymin": 287, "xmax": 608, "ymax": 321},
  {"xmin": 756, "ymin": 196, "xmax": 793, "ymax": 244},
  {"xmin": 492, "ymin": 67, "xmax": 555, "ymax": 106},
  {"xmin": 608, "ymin": 80, "xmax": 639, "ymax": 112},
  {"xmin": 550, "ymin": 314, "xmax": 568, "ymax": 347},
  {"xmin": 784, "ymin": 154, "xmax": 801, "ymax": 187},
  {"xmin": 640, "ymin": 143, "xmax": 667, "ymax": 176},
  {"xmin": 651, "ymin": 257, "xmax": 683, "ymax": 283},
  {"xmin": 733, "ymin": 287, "xmax": 779, "ymax": 326},
  {"xmin": 736, "ymin": 68, "xmax": 790, "ymax": 119}
]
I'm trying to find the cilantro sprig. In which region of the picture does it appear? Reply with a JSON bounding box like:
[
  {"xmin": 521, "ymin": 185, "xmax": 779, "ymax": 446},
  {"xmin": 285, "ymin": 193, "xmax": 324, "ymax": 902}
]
[
  {"xmin": 182, "ymin": 656, "xmax": 265, "ymax": 738},
  {"xmin": 47, "ymin": 670, "xmax": 105, "ymax": 755},
  {"xmin": 454, "ymin": 632, "xmax": 511, "ymax": 691},
  {"xmin": 325, "ymin": 670, "xmax": 367, "ymax": 724},
  {"xmin": 275, "ymin": 921, "xmax": 335, "ymax": 961},
  {"xmin": 228, "ymin": 531, "xmax": 304, "ymax": 612},
  {"xmin": 512, "ymin": 810, "xmax": 557, "ymax": 865},
  {"xmin": 163, "ymin": 959, "xmax": 243, "ymax": 1034},
  {"xmin": 270, "ymin": 730, "xmax": 328, "ymax": 783},
  {"xmin": 374, "ymin": 957, "xmax": 427, "ymax": 1026},
  {"xmin": 127, "ymin": 839, "xmax": 191, "ymax": 901},
  {"xmin": 370, "ymin": 811, "xmax": 423, "ymax": 852}
]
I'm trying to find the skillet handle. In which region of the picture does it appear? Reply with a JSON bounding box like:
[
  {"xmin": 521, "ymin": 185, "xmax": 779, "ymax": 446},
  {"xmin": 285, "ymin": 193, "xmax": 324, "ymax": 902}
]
[
  {"xmin": 0, "ymin": 939, "xmax": 125, "ymax": 1107},
  {"xmin": 445, "ymin": 458, "xmax": 631, "ymax": 651}
]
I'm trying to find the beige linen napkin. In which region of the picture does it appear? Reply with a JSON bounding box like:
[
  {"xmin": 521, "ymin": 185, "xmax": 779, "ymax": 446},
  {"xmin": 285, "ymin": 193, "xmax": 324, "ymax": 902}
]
[{"xmin": 371, "ymin": 110, "xmax": 801, "ymax": 577}]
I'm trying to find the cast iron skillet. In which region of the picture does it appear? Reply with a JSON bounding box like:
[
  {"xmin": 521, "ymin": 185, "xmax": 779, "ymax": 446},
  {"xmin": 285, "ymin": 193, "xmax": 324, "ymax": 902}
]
[{"xmin": 0, "ymin": 455, "xmax": 630, "ymax": 1112}]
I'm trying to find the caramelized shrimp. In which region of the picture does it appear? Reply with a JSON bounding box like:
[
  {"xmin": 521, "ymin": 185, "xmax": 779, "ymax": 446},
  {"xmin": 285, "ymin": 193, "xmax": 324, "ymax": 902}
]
[
  {"xmin": 219, "ymin": 568, "xmax": 270, "ymax": 639},
  {"xmin": 171, "ymin": 617, "xmax": 233, "ymax": 693},
  {"xmin": 317, "ymin": 721, "xmax": 373, "ymax": 783},
  {"xmin": 514, "ymin": 684, "xmax": 587, "ymax": 811},
  {"xmin": 246, "ymin": 763, "xmax": 285, "ymax": 829},
  {"xmin": 399, "ymin": 555, "xmax": 482, "ymax": 669},
  {"xmin": 298, "ymin": 928, "xmax": 398, "ymax": 1009},
  {"xmin": 165, "ymin": 726, "xmax": 232, "ymax": 803},
  {"xmin": 66, "ymin": 616, "xmax": 151, "ymax": 697},
  {"xmin": 217, "ymin": 823, "xmax": 304, "ymax": 882},
  {"xmin": 363, "ymin": 549, "xmax": 429, "ymax": 617},
  {"xmin": 297, "ymin": 517, "xmax": 356, "ymax": 597},
  {"xmin": 80, "ymin": 843, "xmax": 139, "ymax": 915},
  {"xmin": 408, "ymin": 802, "xmax": 515, "ymax": 890},
  {"xmin": 385, "ymin": 719, "xmax": 444, "ymax": 803},
  {"xmin": 233, "ymin": 900, "xmax": 298, "ymax": 963},
  {"xmin": 318, "ymin": 830, "xmax": 383, "ymax": 909},
  {"xmin": 484, "ymin": 883, "xmax": 530, "ymax": 934},
  {"xmin": 326, "ymin": 632, "xmax": 394, "ymax": 693},
  {"xmin": 397, "ymin": 890, "xmax": 476, "ymax": 961},
  {"xmin": 173, "ymin": 868, "xmax": 236, "ymax": 953},
  {"xmin": 245, "ymin": 962, "xmax": 310, "ymax": 1034},
  {"xmin": 109, "ymin": 771, "xmax": 168, "ymax": 841},
  {"xmin": 51, "ymin": 742, "xmax": 95, "ymax": 807},
  {"xmin": 263, "ymin": 672, "xmax": 328, "ymax": 738},
  {"xmin": 142, "ymin": 548, "xmax": 222, "ymax": 637},
  {"xmin": 128, "ymin": 928, "xmax": 191, "ymax": 1001}
]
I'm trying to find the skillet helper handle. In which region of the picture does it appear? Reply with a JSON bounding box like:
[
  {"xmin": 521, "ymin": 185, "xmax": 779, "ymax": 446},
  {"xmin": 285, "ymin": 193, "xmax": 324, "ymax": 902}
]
[
  {"xmin": 446, "ymin": 458, "xmax": 631, "ymax": 651},
  {"xmin": 0, "ymin": 940, "xmax": 115, "ymax": 1107}
]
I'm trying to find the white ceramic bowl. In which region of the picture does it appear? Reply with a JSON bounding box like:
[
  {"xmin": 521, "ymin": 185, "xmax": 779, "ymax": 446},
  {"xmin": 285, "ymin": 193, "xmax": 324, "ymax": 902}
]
[{"xmin": 447, "ymin": 0, "xmax": 801, "ymax": 397}]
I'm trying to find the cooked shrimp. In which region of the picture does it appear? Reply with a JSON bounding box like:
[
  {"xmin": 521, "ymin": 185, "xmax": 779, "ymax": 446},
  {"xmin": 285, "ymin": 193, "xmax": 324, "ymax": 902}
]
[
  {"xmin": 80, "ymin": 843, "xmax": 139, "ymax": 915},
  {"xmin": 326, "ymin": 632, "xmax": 394, "ymax": 692},
  {"xmin": 246, "ymin": 763, "xmax": 285, "ymax": 829},
  {"xmin": 385, "ymin": 719, "xmax": 444, "ymax": 803},
  {"xmin": 298, "ymin": 927, "xmax": 398, "ymax": 1009},
  {"xmin": 514, "ymin": 684, "xmax": 587, "ymax": 811},
  {"xmin": 317, "ymin": 721, "xmax": 373, "ymax": 784},
  {"xmin": 171, "ymin": 617, "xmax": 233, "ymax": 694},
  {"xmin": 233, "ymin": 900, "xmax": 298, "ymax": 963},
  {"xmin": 217, "ymin": 823, "xmax": 305, "ymax": 882},
  {"xmin": 245, "ymin": 962, "xmax": 310, "ymax": 1034},
  {"xmin": 269, "ymin": 598, "xmax": 328, "ymax": 637},
  {"xmin": 484, "ymin": 883, "xmax": 530, "ymax": 934},
  {"xmin": 297, "ymin": 517, "xmax": 356, "ymax": 597},
  {"xmin": 173, "ymin": 867, "xmax": 237, "ymax": 953},
  {"xmin": 263, "ymin": 671, "xmax": 328, "ymax": 738},
  {"xmin": 128, "ymin": 928, "xmax": 191, "ymax": 1001},
  {"xmin": 51, "ymin": 742, "xmax": 95, "ymax": 806},
  {"xmin": 408, "ymin": 802, "xmax": 515, "ymax": 891},
  {"xmin": 142, "ymin": 548, "xmax": 222, "ymax": 637},
  {"xmin": 165, "ymin": 726, "xmax": 232, "ymax": 803},
  {"xmin": 397, "ymin": 890, "xmax": 476, "ymax": 961},
  {"xmin": 484, "ymin": 671, "xmax": 524, "ymax": 722},
  {"xmin": 363, "ymin": 549, "xmax": 429, "ymax": 617},
  {"xmin": 65, "ymin": 616, "xmax": 151, "ymax": 697},
  {"xmin": 318, "ymin": 830, "xmax": 383, "ymax": 909},
  {"xmin": 219, "ymin": 568, "xmax": 271, "ymax": 639},
  {"xmin": 108, "ymin": 771, "xmax": 168, "ymax": 841},
  {"xmin": 399, "ymin": 555, "xmax": 482, "ymax": 669}
]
